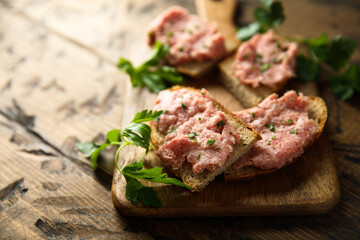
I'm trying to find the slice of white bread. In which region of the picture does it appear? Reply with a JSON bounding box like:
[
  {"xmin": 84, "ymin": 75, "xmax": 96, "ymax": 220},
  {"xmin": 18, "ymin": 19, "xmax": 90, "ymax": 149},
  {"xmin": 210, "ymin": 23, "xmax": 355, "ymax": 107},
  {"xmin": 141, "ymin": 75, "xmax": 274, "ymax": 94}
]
[
  {"xmin": 218, "ymin": 54, "xmax": 288, "ymax": 108},
  {"xmin": 150, "ymin": 86, "xmax": 261, "ymax": 191},
  {"xmin": 176, "ymin": 38, "xmax": 239, "ymax": 78},
  {"xmin": 224, "ymin": 95, "xmax": 327, "ymax": 181}
]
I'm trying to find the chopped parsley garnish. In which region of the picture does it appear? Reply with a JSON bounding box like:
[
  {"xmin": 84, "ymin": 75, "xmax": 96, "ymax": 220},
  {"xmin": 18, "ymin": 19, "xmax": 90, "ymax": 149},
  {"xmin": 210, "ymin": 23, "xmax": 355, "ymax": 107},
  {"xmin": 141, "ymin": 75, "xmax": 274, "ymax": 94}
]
[
  {"xmin": 244, "ymin": 53, "xmax": 249, "ymax": 59},
  {"xmin": 77, "ymin": 110, "xmax": 193, "ymax": 208},
  {"xmin": 201, "ymin": 92, "xmax": 205, "ymax": 96},
  {"xmin": 166, "ymin": 31, "xmax": 173, "ymax": 37},
  {"xmin": 198, "ymin": 117, "xmax": 202, "ymax": 120},
  {"xmin": 188, "ymin": 132, "xmax": 199, "ymax": 139},
  {"xmin": 178, "ymin": 46, "xmax": 183, "ymax": 52},
  {"xmin": 192, "ymin": 139, "xmax": 198, "ymax": 143},
  {"xmin": 272, "ymin": 135, "xmax": 276, "ymax": 140},
  {"xmin": 267, "ymin": 140, "xmax": 271, "ymax": 145},
  {"xmin": 265, "ymin": 123, "xmax": 276, "ymax": 132},
  {"xmin": 290, "ymin": 129, "xmax": 298, "ymax": 134},
  {"xmin": 167, "ymin": 126, "xmax": 176, "ymax": 134},
  {"xmin": 260, "ymin": 63, "xmax": 272, "ymax": 72},
  {"xmin": 217, "ymin": 120, "xmax": 226, "ymax": 128},
  {"xmin": 207, "ymin": 139, "xmax": 215, "ymax": 145},
  {"xmin": 286, "ymin": 119, "xmax": 292, "ymax": 125},
  {"xmin": 181, "ymin": 103, "xmax": 186, "ymax": 110},
  {"xmin": 196, "ymin": 154, "xmax": 201, "ymax": 160},
  {"xmin": 243, "ymin": 143, "xmax": 248, "ymax": 146},
  {"xmin": 251, "ymin": 112, "xmax": 256, "ymax": 119},
  {"xmin": 215, "ymin": 147, "xmax": 220, "ymax": 150},
  {"xmin": 229, "ymin": 131, "xmax": 233, "ymax": 134},
  {"xmin": 256, "ymin": 53, "xmax": 263, "ymax": 58}
]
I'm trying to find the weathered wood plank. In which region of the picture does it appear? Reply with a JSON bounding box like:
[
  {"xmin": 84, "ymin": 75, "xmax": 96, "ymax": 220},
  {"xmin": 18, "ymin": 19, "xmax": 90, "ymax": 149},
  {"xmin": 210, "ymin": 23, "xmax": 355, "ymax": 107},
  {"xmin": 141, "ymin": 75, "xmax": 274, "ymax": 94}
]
[{"xmin": 0, "ymin": 0, "xmax": 359, "ymax": 239}]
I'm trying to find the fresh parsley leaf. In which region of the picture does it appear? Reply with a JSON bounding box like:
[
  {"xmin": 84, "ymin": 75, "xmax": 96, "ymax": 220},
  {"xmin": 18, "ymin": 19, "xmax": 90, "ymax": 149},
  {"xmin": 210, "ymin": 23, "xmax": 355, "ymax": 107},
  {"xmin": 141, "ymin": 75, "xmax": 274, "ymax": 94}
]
[
  {"xmin": 125, "ymin": 176, "xmax": 162, "ymax": 207},
  {"xmin": 331, "ymin": 64, "xmax": 360, "ymax": 100},
  {"xmin": 118, "ymin": 41, "xmax": 183, "ymax": 93},
  {"xmin": 77, "ymin": 109, "xmax": 193, "ymax": 207},
  {"xmin": 90, "ymin": 143, "xmax": 109, "ymax": 169},
  {"xmin": 324, "ymin": 35, "xmax": 357, "ymax": 71},
  {"xmin": 76, "ymin": 142, "xmax": 99, "ymax": 158},
  {"xmin": 236, "ymin": 0, "xmax": 285, "ymax": 41},
  {"xmin": 122, "ymin": 162, "xmax": 193, "ymax": 189},
  {"xmin": 296, "ymin": 55, "xmax": 321, "ymax": 82},
  {"xmin": 236, "ymin": 22, "xmax": 261, "ymax": 41},
  {"xmin": 207, "ymin": 139, "xmax": 215, "ymax": 145}
]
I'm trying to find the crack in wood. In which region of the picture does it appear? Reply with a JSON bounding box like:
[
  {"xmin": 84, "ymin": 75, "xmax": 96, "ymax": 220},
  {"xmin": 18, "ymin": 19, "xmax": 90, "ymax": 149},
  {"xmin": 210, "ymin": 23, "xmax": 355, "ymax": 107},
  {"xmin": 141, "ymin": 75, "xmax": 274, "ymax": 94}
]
[
  {"xmin": 32, "ymin": 196, "xmax": 96, "ymax": 207},
  {"xmin": 41, "ymin": 159, "xmax": 67, "ymax": 174},
  {"xmin": 0, "ymin": 78, "xmax": 12, "ymax": 93},
  {"xmin": 0, "ymin": 178, "xmax": 28, "ymax": 210},
  {"xmin": 41, "ymin": 182, "xmax": 61, "ymax": 192},
  {"xmin": 1, "ymin": 100, "xmax": 35, "ymax": 130},
  {"xmin": 9, "ymin": 56, "xmax": 27, "ymax": 71},
  {"xmin": 41, "ymin": 78, "xmax": 65, "ymax": 92},
  {"xmin": 60, "ymin": 207, "xmax": 110, "ymax": 216},
  {"xmin": 34, "ymin": 217, "xmax": 120, "ymax": 238},
  {"xmin": 21, "ymin": 149, "xmax": 56, "ymax": 156}
]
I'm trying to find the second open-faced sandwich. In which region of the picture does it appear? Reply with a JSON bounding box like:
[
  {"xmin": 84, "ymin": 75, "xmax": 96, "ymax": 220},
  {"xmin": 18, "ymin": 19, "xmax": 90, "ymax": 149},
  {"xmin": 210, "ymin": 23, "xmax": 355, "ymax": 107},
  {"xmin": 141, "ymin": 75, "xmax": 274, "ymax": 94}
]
[
  {"xmin": 219, "ymin": 30, "xmax": 298, "ymax": 108},
  {"xmin": 225, "ymin": 90, "xmax": 327, "ymax": 181}
]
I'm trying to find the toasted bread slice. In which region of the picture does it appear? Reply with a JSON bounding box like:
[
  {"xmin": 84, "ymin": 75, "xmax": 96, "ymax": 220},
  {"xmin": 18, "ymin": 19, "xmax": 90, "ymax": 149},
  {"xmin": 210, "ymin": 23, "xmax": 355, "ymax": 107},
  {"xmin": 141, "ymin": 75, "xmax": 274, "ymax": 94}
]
[
  {"xmin": 224, "ymin": 96, "xmax": 327, "ymax": 181},
  {"xmin": 176, "ymin": 38, "xmax": 239, "ymax": 78},
  {"xmin": 219, "ymin": 54, "xmax": 288, "ymax": 108},
  {"xmin": 150, "ymin": 86, "xmax": 261, "ymax": 191}
]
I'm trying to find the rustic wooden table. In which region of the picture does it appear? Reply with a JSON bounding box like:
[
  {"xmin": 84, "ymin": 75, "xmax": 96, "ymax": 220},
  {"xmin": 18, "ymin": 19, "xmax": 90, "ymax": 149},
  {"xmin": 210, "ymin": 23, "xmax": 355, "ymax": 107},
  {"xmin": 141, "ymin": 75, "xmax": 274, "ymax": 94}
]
[{"xmin": 0, "ymin": 0, "xmax": 359, "ymax": 239}]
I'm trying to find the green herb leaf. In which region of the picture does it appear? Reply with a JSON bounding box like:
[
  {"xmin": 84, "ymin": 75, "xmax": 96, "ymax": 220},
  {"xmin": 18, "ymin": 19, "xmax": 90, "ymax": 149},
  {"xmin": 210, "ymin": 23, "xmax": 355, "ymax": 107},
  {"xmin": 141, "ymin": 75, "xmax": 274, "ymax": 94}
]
[
  {"xmin": 207, "ymin": 139, "xmax": 215, "ymax": 145},
  {"xmin": 124, "ymin": 176, "xmax": 162, "ymax": 207},
  {"xmin": 181, "ymin": 103, "xmax": 186, "ymax": 110},
  {"xmin": 122, "ymin": 162, "xmax": 193, "ymax": 190},
  {"xmin": 290, "ymin": 129, "xmax": 298, "ymax": 134},
  {"xmin": 118, "ymin": 41, "xmax": 183, "ymax": 93},
  {"xmin": 324, "ymin": 35, "xmax": 357, "ymax": 71},
  {"xmin": 331, "ymin": 64, "xmax": 360, "ymax": 100},
  {"xmin": 295, "ymin": 55, "xmax": 321, "ymax": 82},
  {"xmin": 77, "ymin": 109, "xmax": 193, "ymax": 208},
  {"xmin": 260, "ymin": 63, "xmax": 272, "ymax": 72},
  {"xmin": 286, "ymin": 119, "xmax": 292, "ymax": 125},
  {"xmin": 236, "ymin": 22, "xmax": 261, "ymax": 41},
  {"xmin": 76, "ymin": 142, "xmax": 99, "ymax": 158}
]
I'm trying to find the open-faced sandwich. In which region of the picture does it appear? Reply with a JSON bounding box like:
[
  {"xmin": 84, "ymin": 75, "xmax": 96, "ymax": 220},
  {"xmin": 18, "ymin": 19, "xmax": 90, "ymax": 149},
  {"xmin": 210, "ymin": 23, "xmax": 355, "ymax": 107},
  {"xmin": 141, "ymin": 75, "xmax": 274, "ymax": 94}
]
[
  {"xmin": 147, "ymin": 6, "xmax": 238, "ymax": 78},
  {"xmin": 219, "ymin": 30, "xmax": 298, "ymax": 108},
  {"xmin": 150, "ymin": 86, "xmax": 261, "ymax": 191},
  {"xmin": 225, "ymin": 90, "xmax": 327, "ymax": 181}
]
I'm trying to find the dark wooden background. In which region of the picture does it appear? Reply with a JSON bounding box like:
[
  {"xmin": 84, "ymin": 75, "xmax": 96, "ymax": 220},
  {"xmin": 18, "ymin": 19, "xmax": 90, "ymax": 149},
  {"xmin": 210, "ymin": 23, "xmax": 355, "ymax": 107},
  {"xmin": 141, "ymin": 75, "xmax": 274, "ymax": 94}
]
[{"xmin": 0, "ymin": 0, "xmax": 359, "ymax": 239}]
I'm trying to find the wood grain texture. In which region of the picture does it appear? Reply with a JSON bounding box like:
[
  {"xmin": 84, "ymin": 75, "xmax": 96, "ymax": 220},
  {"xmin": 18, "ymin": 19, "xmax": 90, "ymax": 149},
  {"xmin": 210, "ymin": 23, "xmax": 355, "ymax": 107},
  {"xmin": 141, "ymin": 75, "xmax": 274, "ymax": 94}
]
[{"xmin": 0, "ymin": 0, "xmax": 360, "ymax": 239}]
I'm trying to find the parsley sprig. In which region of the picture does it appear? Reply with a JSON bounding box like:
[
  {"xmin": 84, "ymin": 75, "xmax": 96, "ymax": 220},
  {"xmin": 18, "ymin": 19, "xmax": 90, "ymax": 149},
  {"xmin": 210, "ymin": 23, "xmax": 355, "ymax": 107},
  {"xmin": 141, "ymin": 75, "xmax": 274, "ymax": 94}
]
[
  {"xmin": 295, "ymin": 34, "xmax": 359, "ymax": 100},
  {"xmin": 236, "ymin": 0, "xmax": 360, "ymax": 100},
  {"xmin": 77, "ymin": 110, "xmax": 193, "ymax": 207},
  {"xmin": 236, "ymin": 0, "xmax": 285, "ymax": 41},
  {"xmin": 118, "ymin": 41, "xmax": 184, "ymax": 93}
]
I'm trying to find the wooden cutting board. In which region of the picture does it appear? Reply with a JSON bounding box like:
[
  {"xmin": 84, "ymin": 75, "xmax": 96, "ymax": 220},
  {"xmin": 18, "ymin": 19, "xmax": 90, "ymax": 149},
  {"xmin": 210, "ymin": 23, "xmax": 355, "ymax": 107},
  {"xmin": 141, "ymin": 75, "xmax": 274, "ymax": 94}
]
[{"xmin": 111, "ymin": 0, "xmax": 340, "ymax": 217}]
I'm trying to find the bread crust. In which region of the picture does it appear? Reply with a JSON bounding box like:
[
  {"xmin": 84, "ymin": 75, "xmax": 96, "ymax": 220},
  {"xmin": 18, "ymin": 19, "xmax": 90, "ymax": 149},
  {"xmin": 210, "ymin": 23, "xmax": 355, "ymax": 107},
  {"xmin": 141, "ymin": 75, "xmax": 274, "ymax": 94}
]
[
  {"xmin": 150, "ymin": 86, "xmax": 261, "ymax": 191},
  {"xmin": 224, "ymin": 96, "xmax": 328, "ymax": 182}
]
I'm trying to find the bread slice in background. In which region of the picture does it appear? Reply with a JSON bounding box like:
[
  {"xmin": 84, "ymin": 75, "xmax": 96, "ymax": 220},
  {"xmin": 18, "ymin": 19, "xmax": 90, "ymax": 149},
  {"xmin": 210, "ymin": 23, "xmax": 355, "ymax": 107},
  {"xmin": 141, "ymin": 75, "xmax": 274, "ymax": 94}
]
[
  {"xmin": 150, "ymin": 86, "xmax": 261, "ymax": 191},
  {"xmin": 218, "ymin": 54, "xmax": 288, "ymax": 108},
  {"xmin": 177, "ymin": 38, "xmax": 239, "ymax": 78},
  {"xmin": 224, "ymin": 95, "xmax": 328, "ymax": 181}
]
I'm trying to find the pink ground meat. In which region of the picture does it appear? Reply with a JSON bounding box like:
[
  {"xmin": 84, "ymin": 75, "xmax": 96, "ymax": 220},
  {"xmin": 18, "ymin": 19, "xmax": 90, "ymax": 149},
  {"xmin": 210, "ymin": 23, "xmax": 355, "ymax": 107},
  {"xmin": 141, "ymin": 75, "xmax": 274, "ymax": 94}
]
[
  {"xmin": 153, "ymin": 88, "xmax": 240, "ymax": 174},
  {"xmin": 233, "ymin": 30, "xmax": 298, "ymax": 88},
  {"xmin": 232, "ymin": 91, "xmax": 317, "ymax": 170},
  {"xmin": 147, "ymin": 6, "xmax": 227, "ymax": 65}
]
